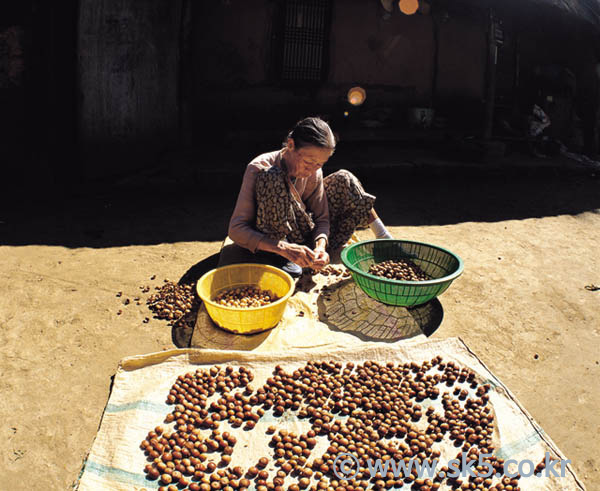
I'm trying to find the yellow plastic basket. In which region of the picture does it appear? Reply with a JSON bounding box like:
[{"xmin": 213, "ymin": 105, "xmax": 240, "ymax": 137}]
[{"xmin": 196, "ymin": 263, "xmax": 294, "ymax": 334}]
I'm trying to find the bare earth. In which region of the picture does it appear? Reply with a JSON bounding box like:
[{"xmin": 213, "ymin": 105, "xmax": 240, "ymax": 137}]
[{"xmin": 0, "ymin": 162, "xmax": 599, "ymax": 489}]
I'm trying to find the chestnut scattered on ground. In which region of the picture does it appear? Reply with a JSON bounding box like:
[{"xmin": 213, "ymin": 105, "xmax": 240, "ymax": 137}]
[
  {"xmin": 116, "ymin": 277, "xmax": 202, "ymax": 329},
  {"xmin": 309, "ymin": 264, "xmax": 351, "ymax": 278}
]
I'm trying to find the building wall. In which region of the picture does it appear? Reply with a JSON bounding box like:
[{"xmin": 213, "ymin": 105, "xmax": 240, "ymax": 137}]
[
  {"xmin": 192, "ymin": 0, "xmax": 271, "ymax": 87},
  {"xmin": 328, "ymin": 1, "xmax": 435, "ymax": 97},
  {"xmin": 508, "ymin": 9, "xmax": 597, "ymax": 146},
  {"xmin": 72, "ymin": 0, "xmax": 596, "ymax": 174},
  {"xmin": 190, "ymin": 0, "xmax": 281, "ymax": 135},
  {"xmin": 436, "ymin": 13, "xmax": 486, "ymax": 101},
  {"xmin": 191, "ymin": 0, "xmax": 487, "ymax": 134},
  {"xmin": 78, "ymin": 0, "xmax": 182, "ymax": 177},
  {"xmin": 73, "ymin": 0, "xmax": 490, "ymax": 171},
  {"xmin": 1, "ymin": 1, "xmax": 79, "ymax": 194}
]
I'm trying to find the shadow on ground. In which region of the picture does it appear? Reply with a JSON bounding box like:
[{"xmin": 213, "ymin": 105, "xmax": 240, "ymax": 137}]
[
  {"xmin": 2, "ymin": 150, "xmax": 599, "ymax": 248},
  {"xmin": 316, "ymin": 279, "xmax": 443, "ymax": 342},
  {"xmin": 170, "ymin": 253, "xmax": 221, "ymax": 348}
]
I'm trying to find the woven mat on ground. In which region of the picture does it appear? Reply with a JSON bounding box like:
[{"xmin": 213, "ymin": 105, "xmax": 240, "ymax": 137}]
[{"xmin": 75, "ymin": 339, "xmax": 584, "ymax": 490}]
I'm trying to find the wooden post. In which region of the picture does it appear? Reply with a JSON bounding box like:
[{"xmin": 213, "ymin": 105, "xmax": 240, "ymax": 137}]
[
  {"xmin": 483, "ymin": 8, "xmax": 498, "ymax": 140},
  {"xmin": 178, "ymin": 0, "xmax": 193, "ymax": 147},
  {"xmin": 78, "ymin": 0, "xmax": 182, "ymax": 177},
  {"xmin": 431, "ymin": 7, "xmax": 440, "ymax": 109}
]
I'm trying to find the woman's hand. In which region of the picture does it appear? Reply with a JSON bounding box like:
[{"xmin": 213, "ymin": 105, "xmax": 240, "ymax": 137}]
[
  {"xmin": 311, "ymin": 237, "xmax": 329, "ymax": 270},
  {"xmin": 258, "ymin": 237, "xmax": 328, "ymax": 270},
  {"xmin": 311, "ymin": 248, "xmax": 330, "ymax": 270},
  {"xmin": 278, "ymin": 242, "xmax": 317, "ymax": 268}
]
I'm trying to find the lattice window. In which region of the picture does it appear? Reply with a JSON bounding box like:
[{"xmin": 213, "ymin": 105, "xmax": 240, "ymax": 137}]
[{"xmin": 279, "ymin": 0, "xmax": 331, "ymax": 82}]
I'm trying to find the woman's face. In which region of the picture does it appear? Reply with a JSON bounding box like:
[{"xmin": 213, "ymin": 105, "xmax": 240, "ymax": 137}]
[{"xmin": 285, "ymin": 139, "xmax": 333, "ymax": 179}]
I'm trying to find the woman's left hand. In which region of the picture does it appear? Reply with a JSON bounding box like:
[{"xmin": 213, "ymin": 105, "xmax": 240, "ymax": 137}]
[{"xmin": 311, "ymin": 248, "xmax": 330, "ymax": 270}]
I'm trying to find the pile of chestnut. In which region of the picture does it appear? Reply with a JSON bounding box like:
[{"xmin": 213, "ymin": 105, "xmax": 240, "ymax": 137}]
[
  {"xmin": 368, "ymin": 260, "xmax": 430, "ymax": 282},
  {"xmin": 146, "ymin": 281, "xmax": 200, "ymax": 328},
  {"xmin": 213, "ymin": 287, "xmax": 277, "ymax": 308}
]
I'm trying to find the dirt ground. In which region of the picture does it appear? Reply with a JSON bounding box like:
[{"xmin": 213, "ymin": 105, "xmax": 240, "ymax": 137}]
[{"xmin": 1, "ymin": 157, "xmax": 599, "ymax": 489}]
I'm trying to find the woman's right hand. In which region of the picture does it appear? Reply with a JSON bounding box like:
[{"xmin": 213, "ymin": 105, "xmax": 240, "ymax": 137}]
[{"xmin": 279, "ymin": 242, "xmax": 317, "ymax": 268}]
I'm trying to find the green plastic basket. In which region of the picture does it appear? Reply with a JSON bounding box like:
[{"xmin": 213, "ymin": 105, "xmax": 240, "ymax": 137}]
[{"xmin": 341, "ymin": 239, "xmax": 464, "ymax": 307}]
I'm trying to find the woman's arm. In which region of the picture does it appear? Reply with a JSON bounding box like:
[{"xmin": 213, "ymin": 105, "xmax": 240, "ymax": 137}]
[{"xmin": 228, "ymin": 164, "xmax": 267, "ymax": 252}]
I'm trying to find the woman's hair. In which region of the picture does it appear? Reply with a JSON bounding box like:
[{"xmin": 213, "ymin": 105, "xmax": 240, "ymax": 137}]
[{"xmin": 285, "ymin": 117, "xmax": 336, "ymax": 150}]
